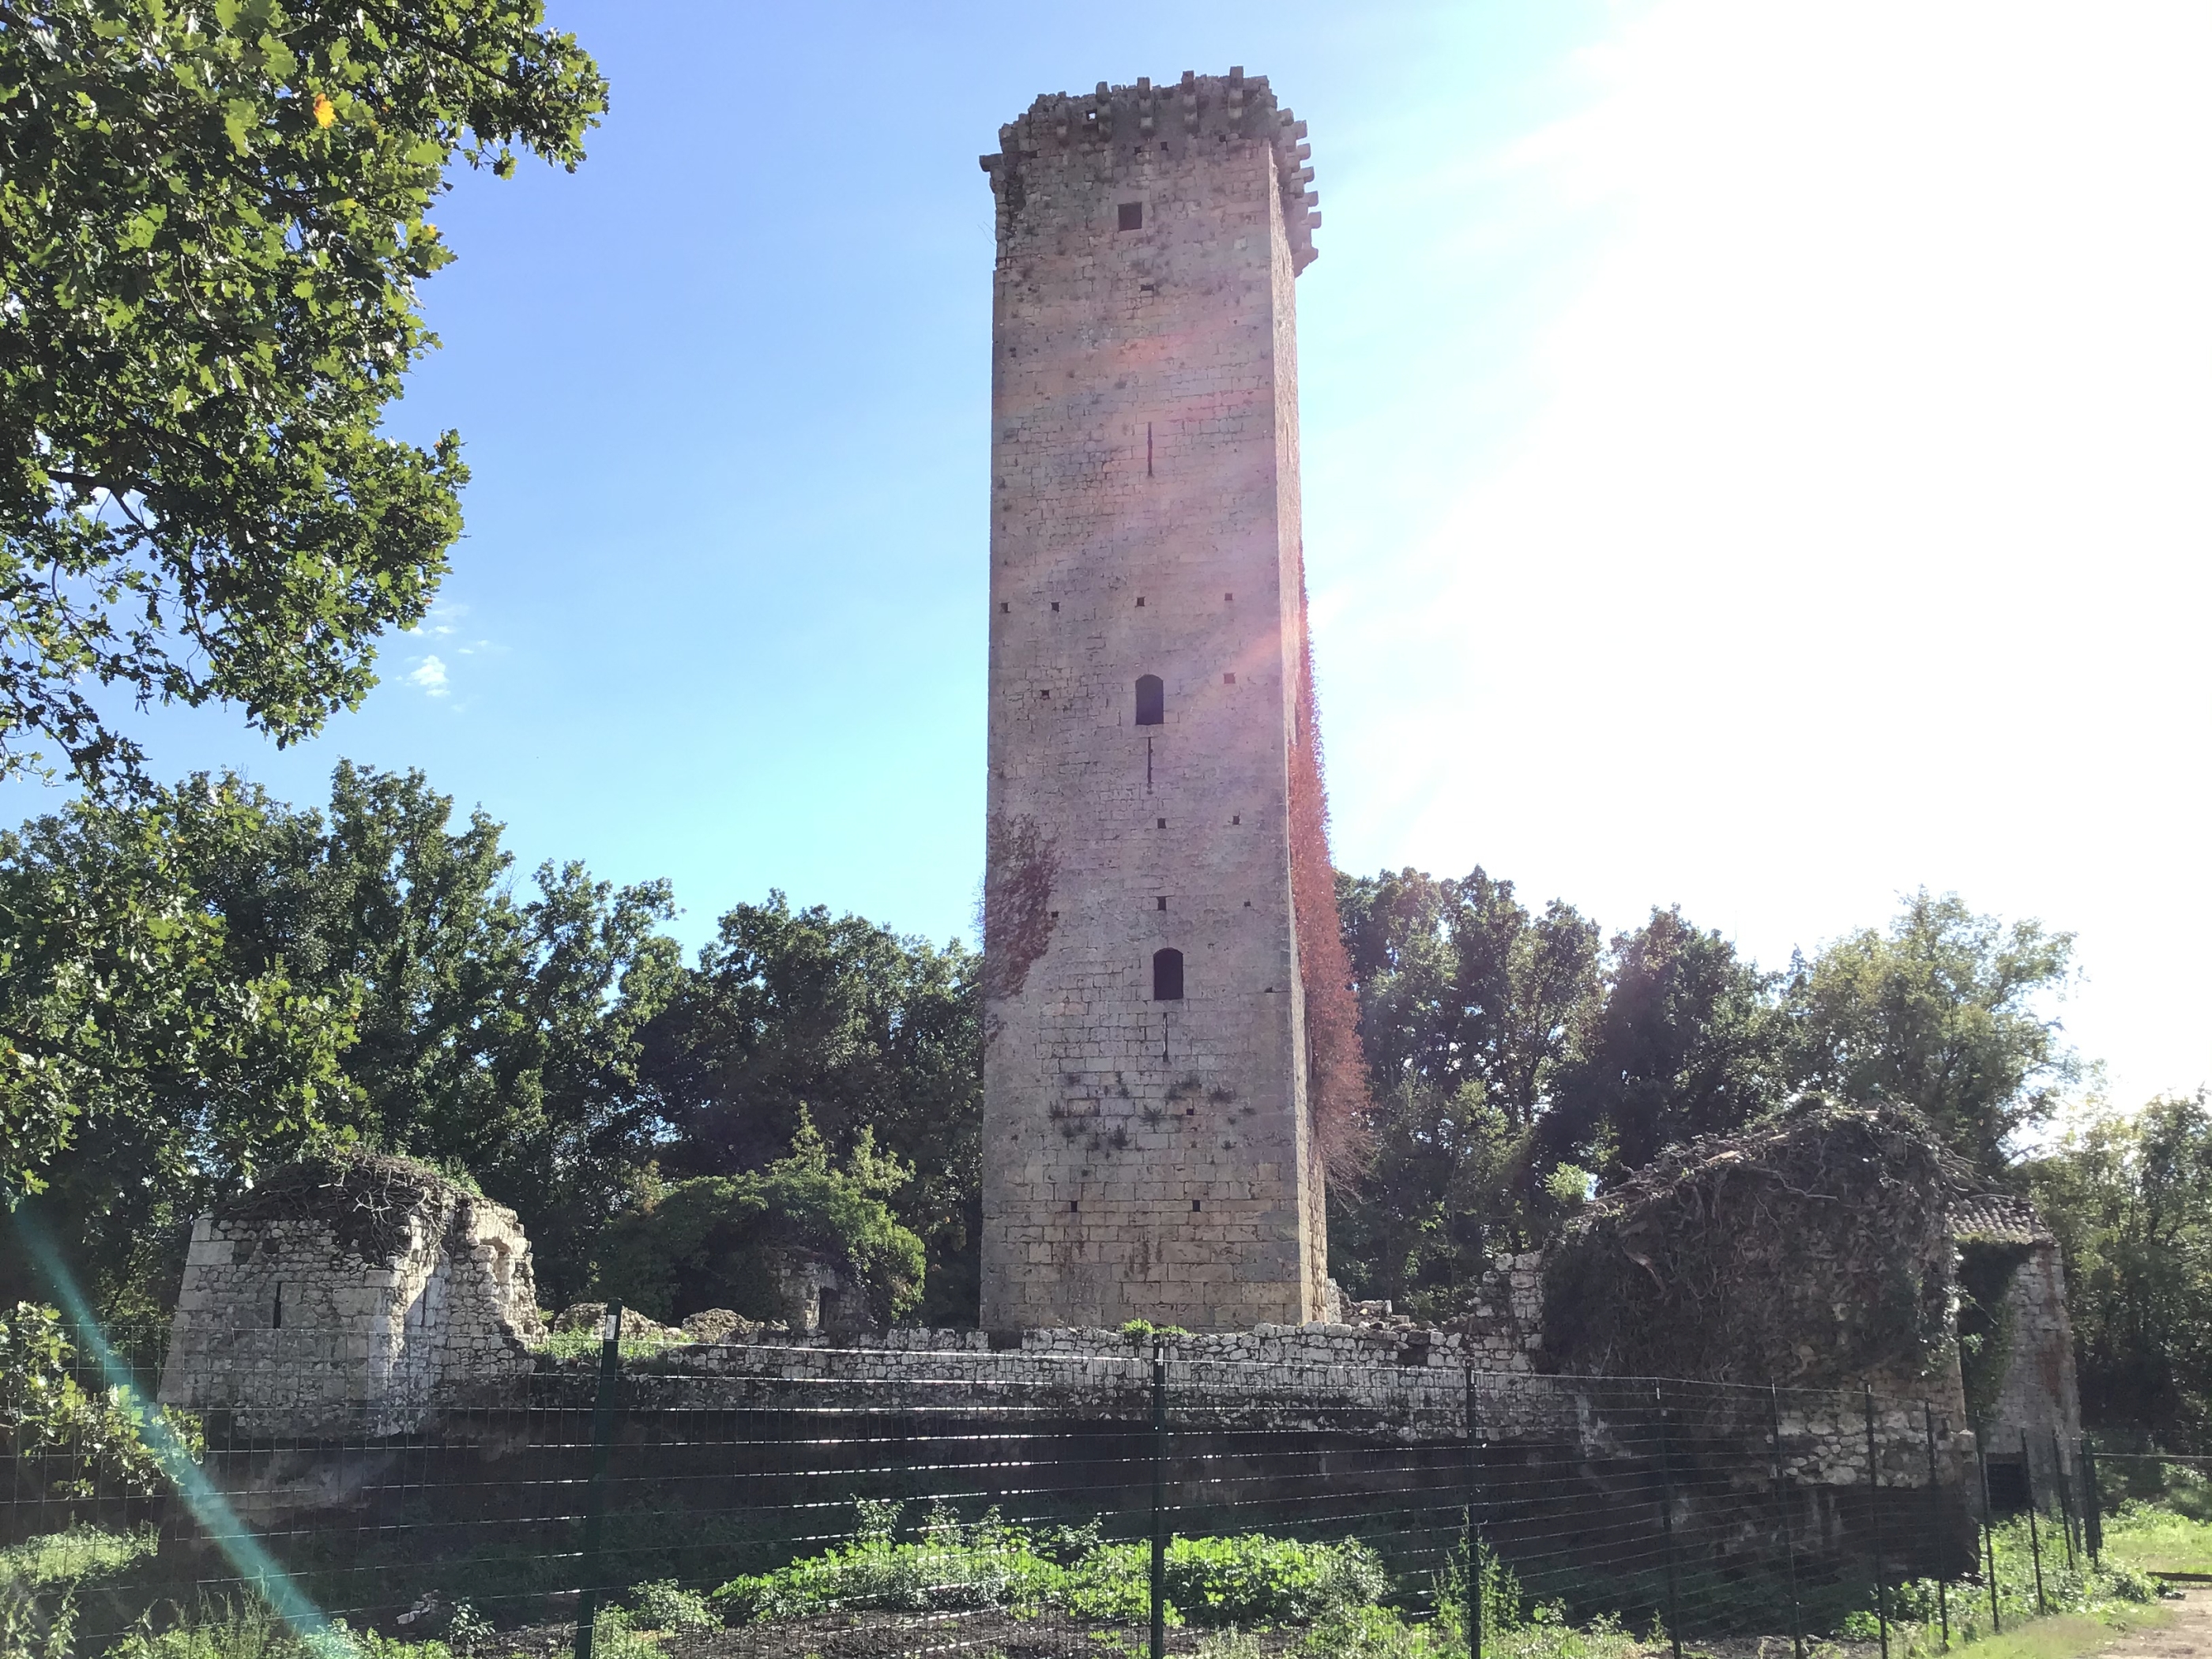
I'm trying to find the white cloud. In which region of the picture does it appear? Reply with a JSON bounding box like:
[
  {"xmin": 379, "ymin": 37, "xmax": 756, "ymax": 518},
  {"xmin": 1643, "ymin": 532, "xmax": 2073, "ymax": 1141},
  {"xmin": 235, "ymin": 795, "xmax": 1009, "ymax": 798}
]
[
  {"xmin": 405, "ymin": 655, "xmax": 450, "ymax": 698},
  {"xmin": 404, "ymin": 602, "xmax": 468, "ymax": 640}
]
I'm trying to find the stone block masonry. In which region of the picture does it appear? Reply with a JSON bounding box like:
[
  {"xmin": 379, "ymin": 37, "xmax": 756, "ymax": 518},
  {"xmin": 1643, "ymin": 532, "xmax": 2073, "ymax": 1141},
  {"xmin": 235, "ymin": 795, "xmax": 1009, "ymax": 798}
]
[
  {"xmin": 977, "ymin": 70, "xmax": 1327, "ymax": 1331},
  {"xmin": 159, "ymin": 1155, "xmax": 544, "ymax": 1438}
]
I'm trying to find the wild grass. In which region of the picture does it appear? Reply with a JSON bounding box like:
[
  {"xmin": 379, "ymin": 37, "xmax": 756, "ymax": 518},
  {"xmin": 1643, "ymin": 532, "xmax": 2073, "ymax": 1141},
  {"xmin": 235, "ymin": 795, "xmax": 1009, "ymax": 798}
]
[
  {"xmin": 2101, "ymin": 1471, "xmax": 2212, "ymax": 1574},
  {"xmin": 527, "ymin": 1325, "xmax": 685, "ymax": 1365},
  {"xmin": 1850, "ymin": 1510, "xmax": 2178, "ymax": 1659},
  {"xmin": 1924, "ymin": 1609, "xmax": 2176, "ymax": 1659},
  {"xmin": 0, "ymin": 1524, "xmax": 158, "ymax": 1589}
]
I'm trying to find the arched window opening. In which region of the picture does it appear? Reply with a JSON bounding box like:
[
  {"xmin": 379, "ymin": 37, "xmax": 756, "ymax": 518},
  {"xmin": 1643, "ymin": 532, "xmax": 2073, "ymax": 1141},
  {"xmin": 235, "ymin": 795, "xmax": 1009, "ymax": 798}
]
[
  {"xmin": 1135, "ymin": 675, "xmax": 1164, "ymax": 726},
  {"xmin": 1153, "ymin": 947, "xmax": 1184, "ymax": 1002}
]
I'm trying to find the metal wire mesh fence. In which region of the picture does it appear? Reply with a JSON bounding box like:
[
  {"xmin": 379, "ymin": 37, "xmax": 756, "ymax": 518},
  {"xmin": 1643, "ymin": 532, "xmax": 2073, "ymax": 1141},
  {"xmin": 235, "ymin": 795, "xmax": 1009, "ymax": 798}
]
[{"xmin": 0, "ymin": 1314, "xmax": 2148, "ymax": 1658}]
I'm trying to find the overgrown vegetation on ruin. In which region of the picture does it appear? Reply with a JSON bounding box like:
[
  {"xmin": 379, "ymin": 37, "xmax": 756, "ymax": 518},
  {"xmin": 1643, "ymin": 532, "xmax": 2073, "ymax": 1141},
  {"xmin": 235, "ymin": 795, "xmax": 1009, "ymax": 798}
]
[{"xmin": 1538, "ymin": 1101, "xmax": 1972, "ymax": 1385}]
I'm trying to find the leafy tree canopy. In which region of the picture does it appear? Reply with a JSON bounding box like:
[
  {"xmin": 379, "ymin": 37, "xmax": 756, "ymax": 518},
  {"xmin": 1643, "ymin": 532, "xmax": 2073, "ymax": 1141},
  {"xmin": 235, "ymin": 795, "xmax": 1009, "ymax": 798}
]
[
  {"xmin": 1337, "ymin": 867, "xmax": 1599, "ymax": 1129},
  {"xmin": 0, "ymin": 762, "xmax": 678, "ymax": 1315},
  {"xmin": 2024, "ymin": 1093, "xmax": 2212, "ymax": 1451},
  {"xmin": 1330, "ymin": 876, "xmax": 2078, "ymax": 1313},
  {"xmin": 1785, "ymin": 890, "xmax": 2077, "ymax": 1173},
  {"xmin": 1540, "ymin": 905, "xmax": 1788, "ymax": 1180},
  {"xmin": 637, "ymin": 892, "xmax": 982, "ymax": 1326},
  {"xmin": 0, "ymin": 776, "xmax": 359, "ymax": 1302},
  {"xmin": 0, "ymin": 0, "xmax": 606, "ymax": 781},
  {"xmin": 592, "ymin": 1117, "xmax": 927, "ymax": 1330},
  {"xmin": 1330, "ymin": 867, "xmax": 1601, "ymax": 1312}
]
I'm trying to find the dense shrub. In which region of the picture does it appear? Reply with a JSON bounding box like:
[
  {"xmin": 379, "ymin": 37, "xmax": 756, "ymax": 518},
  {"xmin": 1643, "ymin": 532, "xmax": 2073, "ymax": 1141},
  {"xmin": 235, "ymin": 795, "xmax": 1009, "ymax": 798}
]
[
  {"xmin": 713, "ymin": 1503, "xmax": 1063, "ymax": 1622},
  {"xmin": 710, "ymin": 1502, "xmax": 1386, "ymax": 1629},
  {"xmin": 623, "ymin": 1579, "xmax": 717, "ymax": 1629},
  {"xmin": 592, "ymin": 1121, "xmax": 924, "ymax": 1326}
]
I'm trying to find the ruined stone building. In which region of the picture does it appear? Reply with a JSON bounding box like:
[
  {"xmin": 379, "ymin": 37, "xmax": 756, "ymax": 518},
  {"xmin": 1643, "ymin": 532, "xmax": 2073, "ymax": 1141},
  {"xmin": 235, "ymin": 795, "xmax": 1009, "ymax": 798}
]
[
  {"xmin": 976, "ymin": 70, "xmax": 1347, "ymax": 1332},
  {"xmin": 1950, "ymin": 1193, "xmax": 2085, "ymax": 1503},
  {"xmin": 1450, "ymin": 1104, "xmax": 2084, "ymax": 1477},
  {"xmin": 160, "ymin": 1155, "xmax": 543, "ymax": 1437}
]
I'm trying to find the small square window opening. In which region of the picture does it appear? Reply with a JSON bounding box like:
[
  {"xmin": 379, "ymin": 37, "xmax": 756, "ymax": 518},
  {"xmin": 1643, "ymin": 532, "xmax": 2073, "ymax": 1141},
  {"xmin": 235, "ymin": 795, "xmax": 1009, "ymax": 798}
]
[
  {"xmin": 1118, "ymin": 201, "xmax": 1143, "ymax": 231},
  {"xmin": 1051, "ymin": 601, "xmax": 1059, "ymax": 611},
  {"xmin": 1157, "ymin": 897, "xmax": 1168, "ymax": 911},
  {"xmin": 1157, "ymin": 817, "xmax": 1167, "ymax": 829}
]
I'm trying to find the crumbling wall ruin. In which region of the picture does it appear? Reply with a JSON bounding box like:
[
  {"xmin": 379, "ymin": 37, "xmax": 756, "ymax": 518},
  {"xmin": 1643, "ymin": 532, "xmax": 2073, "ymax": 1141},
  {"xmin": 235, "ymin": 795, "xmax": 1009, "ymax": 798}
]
[
  {"xmin": 1949, "ymin": 1191, "xmax": 2084, "ymax": 1506},
  {"xmin": 1534, "ymin": 1103, "xmax": 1971, "ymax": 1407},
  {"xmin": 160, "ymin": 1154, "xmax": 544, "ymax": 1437}
]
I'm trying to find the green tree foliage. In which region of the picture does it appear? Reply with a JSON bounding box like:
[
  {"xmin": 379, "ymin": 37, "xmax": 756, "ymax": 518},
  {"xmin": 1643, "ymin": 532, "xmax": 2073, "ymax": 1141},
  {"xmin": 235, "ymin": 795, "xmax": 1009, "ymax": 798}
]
[
  {"xmin": 0, "ymin": 764, "xmax": 679, "ymax": 1313},
  {"xmin": 0, "ymin": 0, "xmax": 606, "ymax": 781},
  {"xmin": 638, "ymin": 893, "xmax": 982, "ymax": 1325},
  {"xmin": 0, "ymin": 781, "xmax": 358, "ymax": 1311},
  {"xmin": 1336, "ymin": 867, "xmax": 1599, "ymax": 1128},
  {"xmin": 2024, "ymin": 1093, "xmax": 2212, "ymax": 1450},
  {"xmin": 1330, "ymin": 868, "xmax": 1600, "ymax": 1311},
  {"xmin": 1540, "ymin": 906, "xmax": 1788, "ymax": 1180},
  {"xmin": 592, "ymin": 1119, "xmax": 926, "ymax": 1330},
  {"xmin": 1, "ymin": 1300, "xmax": 195, "ymax": 1503},
  {"xmin": 1785, "ymin": 890, "xmax": 2078, "ymax": 1174},
  {"xmin": 195, "ymin": 762, "xmax": 686, "ymax": 1300},
  {"xmin": 1330, "ymin": 876, "xmax": 2077, "ymax": 1319}
]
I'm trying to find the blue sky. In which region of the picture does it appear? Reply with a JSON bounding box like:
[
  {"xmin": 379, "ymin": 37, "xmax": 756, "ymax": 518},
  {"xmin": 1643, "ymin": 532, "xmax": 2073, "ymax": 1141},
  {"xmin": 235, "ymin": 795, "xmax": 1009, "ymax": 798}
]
[{"xmin": 13, "ymin": 2, "xmax": 2207, "ymax": 1115}]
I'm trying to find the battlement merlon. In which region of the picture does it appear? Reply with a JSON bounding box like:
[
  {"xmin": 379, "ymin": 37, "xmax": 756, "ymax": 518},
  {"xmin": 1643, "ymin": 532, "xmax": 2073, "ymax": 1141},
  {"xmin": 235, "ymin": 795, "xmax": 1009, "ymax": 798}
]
[{"xmin": 978, "ymin": 68, "xmax": 1319, "ymax": 275}]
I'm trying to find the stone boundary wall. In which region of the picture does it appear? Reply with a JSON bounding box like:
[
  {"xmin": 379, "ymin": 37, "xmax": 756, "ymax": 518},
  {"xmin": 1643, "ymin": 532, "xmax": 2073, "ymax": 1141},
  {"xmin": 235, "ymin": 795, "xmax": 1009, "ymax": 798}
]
[{"xmin": 506, "ymin": 1321, "xmax": 1966, "ymax": 1488}]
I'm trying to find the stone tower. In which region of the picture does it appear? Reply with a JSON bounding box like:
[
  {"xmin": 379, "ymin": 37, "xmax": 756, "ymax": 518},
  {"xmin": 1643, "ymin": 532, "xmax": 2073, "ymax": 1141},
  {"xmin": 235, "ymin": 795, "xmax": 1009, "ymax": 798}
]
[{"xmin": 978, "ymin": 70, "xmax": 1330, "ymax": 1330}]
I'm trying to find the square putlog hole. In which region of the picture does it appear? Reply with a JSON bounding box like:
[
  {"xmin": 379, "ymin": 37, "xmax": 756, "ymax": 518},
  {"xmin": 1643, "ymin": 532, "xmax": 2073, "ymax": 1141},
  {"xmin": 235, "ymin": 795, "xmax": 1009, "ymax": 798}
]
[{"xmin": 1118, "ymin": 201, "xmax": 1143, "ymax": 231}]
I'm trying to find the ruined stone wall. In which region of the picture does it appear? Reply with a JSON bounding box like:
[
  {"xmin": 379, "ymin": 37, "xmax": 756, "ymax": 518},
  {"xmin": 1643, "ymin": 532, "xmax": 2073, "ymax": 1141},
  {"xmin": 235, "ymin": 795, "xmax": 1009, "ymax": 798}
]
[
  {"xmin": 1986, "ymin": 1242, "xmax": 2084, "ymax": 1478},
  {"xmin": 977, "ymin": 71, "xmax": 1326, "ymax": 1330},
  {"xmin": 159, "ymin": 1163, "xmax": 544, "ymax": 1437},
  {"xmin": 1454, "ymin": 1251, "xmax": 1548, "ymax": 1373}
]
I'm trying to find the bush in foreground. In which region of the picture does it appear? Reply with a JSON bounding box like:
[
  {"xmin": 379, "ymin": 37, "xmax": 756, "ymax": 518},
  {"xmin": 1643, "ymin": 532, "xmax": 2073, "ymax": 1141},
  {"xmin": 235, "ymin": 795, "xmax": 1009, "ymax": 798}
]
[{"xmin": 709, "ymin": 1499, "xmax": 1387, "ymax": 1629}]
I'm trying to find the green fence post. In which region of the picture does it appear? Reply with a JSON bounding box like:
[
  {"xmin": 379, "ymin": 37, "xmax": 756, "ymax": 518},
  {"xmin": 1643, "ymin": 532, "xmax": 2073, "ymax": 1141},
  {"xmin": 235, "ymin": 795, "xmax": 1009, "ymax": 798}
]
[
  {"xmin": 1465, "ymin": 1366, "xmax": 1482, "ymax": 1659},
  {"xmin": 1974, "ymin": 1421, "xmax": 1999, "ymax": 1635},
  {"xmin": 1770, "ymin": 1386, "xmax": 1806, "ymax": 1659},
  {"xmin": 2050, "ymin": 1431, "xmax": 2078, "ymax": 1572},
  {"xmin": 1151, "ymin": 1334, "xmax": 1168, "ymax": 1659},
  {"xmin": 2021, "ymin": 1430, "xmax": 2048, "ymax": 1616},
  {"xmin": 1924, "ymin": 1405, "xmax": 1950, "ymax": 1650},
  {"xmin": 2081, "ymin": 1440, "xmax": 2102, "ymax": 1567},
  {"xmin": 1657, "ymin": 1384, "xmax": 1682, "ymax": 1659},
  {"xmin": 1865, "ymin": 1386, "xmax": 1890, "ymax": 1659},
  {"xmin": 574, "ymin": 1303, "xmax": 623, "ymax": 1659}
]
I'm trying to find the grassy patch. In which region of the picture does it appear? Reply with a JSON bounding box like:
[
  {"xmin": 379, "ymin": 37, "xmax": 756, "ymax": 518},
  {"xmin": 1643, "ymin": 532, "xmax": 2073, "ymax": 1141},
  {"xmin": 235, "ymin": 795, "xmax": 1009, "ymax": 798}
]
[
  {"xmin": 528, "ymin": 1324, "xmax": 687, "ymax": 1364},
  {"xmin": 2102, "ymin": 1503, "xmax": 2212, "ymax": 1576},
  {"xmin": 1905, "ymin": 1605, "xmax": 2174, "ymax": 1659},
  {"xmin": 0, "ymin": 1524, "xmax": 159, "ymax": 1590}
]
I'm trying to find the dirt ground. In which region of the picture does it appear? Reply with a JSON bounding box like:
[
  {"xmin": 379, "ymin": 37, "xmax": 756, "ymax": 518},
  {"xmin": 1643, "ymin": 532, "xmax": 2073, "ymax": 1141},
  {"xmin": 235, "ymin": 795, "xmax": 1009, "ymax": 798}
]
[{"xmin": 2093, "ymin": 1586, "xmax": 2210, "ymax": 1659}]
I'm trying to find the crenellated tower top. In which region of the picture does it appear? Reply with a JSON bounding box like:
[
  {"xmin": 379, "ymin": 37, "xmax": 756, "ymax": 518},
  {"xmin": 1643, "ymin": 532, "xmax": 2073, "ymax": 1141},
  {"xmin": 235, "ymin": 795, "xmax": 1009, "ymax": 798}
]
[{"xmin": 980, "ymin": 68, "xmax": 1319, "ymax": 274}]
